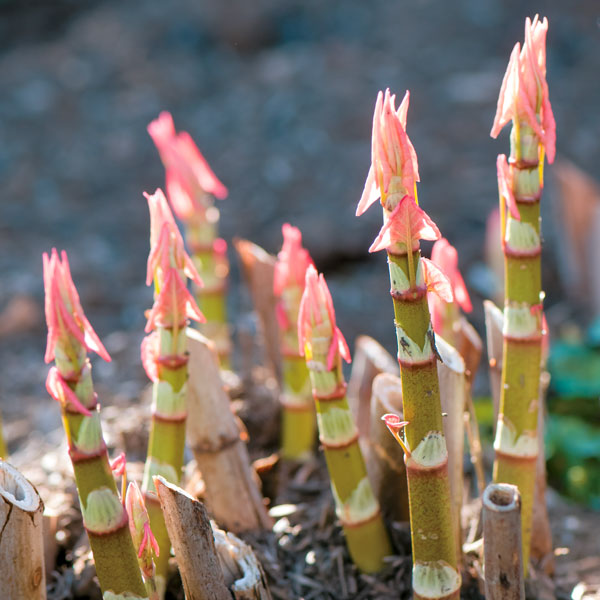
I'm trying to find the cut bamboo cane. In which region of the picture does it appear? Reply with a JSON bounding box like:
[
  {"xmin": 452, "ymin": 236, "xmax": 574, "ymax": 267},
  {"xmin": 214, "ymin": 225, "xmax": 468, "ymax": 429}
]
[
  {"xmin": 436, "ymin": 336, "xmax": 466, "ymax": 561},
  {"xmin": 153, "ymin": 476, "xmax": 231, "ymax": 600},
  {"xmin": 0, "ymin": 460, "xmax": 46, "ymax": 599},
  {"xmin": 347, "ymin": 335, "xmax": 398, "ymax": 442},
  {"xmin": 186, "ymin": 328, "xmax": 272, "ymax": 532},
  {"xmin": 367, "ymin": 372, "xmax": 409, "ymax": 522},
  {"xmin": 213, "ymin": 526, "xmax": 272, "ymax": 599},
  {"xmin": 482, "ymin": 483, "xmax": 525, "ymax": 600},
  {"xmin": 233, "ymin": 238, "xmax": 281, "ymax": 380}
]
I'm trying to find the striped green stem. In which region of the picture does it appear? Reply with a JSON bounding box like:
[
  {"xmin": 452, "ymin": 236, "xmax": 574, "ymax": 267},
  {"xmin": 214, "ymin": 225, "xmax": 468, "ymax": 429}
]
[
  {"xmin": 280, "ymin": 353, "xmax": 315, "ymax": 460},
  {"xmin": 186, "ymin": 210, "xmax": 231, "ymax": 367},
  {"xmin": 305, "ymin": 324, "xmax": 391, "ymax": 573},
  {"xmin": 387, "ymin": 250, "xmax": 461, "ymax": 600},
  {"xmin": 59, "ymin": 358, "xmax": 147, "ymax": 598},
  {"xmin": 142, "ymin": 324, "xmax": 189, "ymax": 594},
  {"xmin": 493, "ymin": 122, "xmax": 544, "ymax": 572}
]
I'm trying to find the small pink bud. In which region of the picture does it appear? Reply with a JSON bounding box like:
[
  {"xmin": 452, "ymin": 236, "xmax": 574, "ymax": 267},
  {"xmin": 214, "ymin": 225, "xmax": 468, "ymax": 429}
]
[
  {"xmin": 110, "ymin": 452, "xmax": 127, "ymax": 477},
  {"xmin": 46, "ymin": 367, "xmax": 92, "ymax": 416},
  {"xmin": 368, "ymin": 195, "xmax": 441, "ymax": 254},
  {"xmin": 125, "ymin": 482, "xmax": 159, "ymax": 577}
]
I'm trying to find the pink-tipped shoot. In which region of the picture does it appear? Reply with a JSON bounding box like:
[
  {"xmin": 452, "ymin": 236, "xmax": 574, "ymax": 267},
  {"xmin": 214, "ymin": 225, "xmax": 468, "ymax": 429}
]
[
  {"xmin": 298, "ymin": 265, "xmax": 350, "ymax": 370},
  {"xmin": 148, "ymin": 111, "xmax": 227, "ymax": 220},
  {"xmin": 491, "ymin": 16, "xmax": 555, "ymax": 163},
  {"xmin": 43, "ymin": 248, "xmax": 111, "ymax": 365},
  {"xmin": 357, "ymin": 89, "xmax": 420, "ymax": 215}
]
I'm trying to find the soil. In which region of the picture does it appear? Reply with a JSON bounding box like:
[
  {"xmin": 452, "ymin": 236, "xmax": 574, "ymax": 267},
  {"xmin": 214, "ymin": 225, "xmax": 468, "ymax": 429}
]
[{"xmin": 1, "ymin": 0, "xmax": 599, "ymax": 598}]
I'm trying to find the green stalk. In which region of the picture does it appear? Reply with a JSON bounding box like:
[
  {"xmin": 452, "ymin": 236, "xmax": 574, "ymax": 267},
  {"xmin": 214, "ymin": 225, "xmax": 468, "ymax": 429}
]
[
  {"xmin": 304, "ymin": 323, "xmax": 391, "ymax": 573},
  {"xmin": 142, "ymin": 324, "xmax": 189, "ymax": 595},
  {"xmin": 493, "ymin": 122, "xmax": 543, "ymax": 572},
  {"xmin": 186, "ymin": 209, "xmax": 231, "ymax": 368},
  {"xmin": 387, "ymin": 250, "xmax": 461, "ymax": 600},
  {"xmin": 280, "ymin": 353, "xmax": 315, "ymax": 460},
  {"xmin": 58, "ymin": 358, "xmax": 147, "ymax": 598}
]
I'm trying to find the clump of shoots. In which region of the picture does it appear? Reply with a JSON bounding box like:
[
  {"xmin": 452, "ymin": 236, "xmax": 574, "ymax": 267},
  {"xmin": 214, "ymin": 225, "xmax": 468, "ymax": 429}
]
[
  {"xmin": 490, "ymin": 15, "xmax": 555, "ymax": 572},
  {"xmin": 43, "ymin": 249, "xmax": 147, "ymax": 598},
  {"xmin": 356, "ymin": 89, "xmax": 460, "ymax": 599},
  {"xmin": 126, "ymin": 482, "xmax": 160, "ymax": 600},
  {"xmin": 148, "ymin": 112, "xmax": 231, "ymax": 366},
  {"xmin": 141, "ymin": 189, "xmax": 205, "ymax": 594},
  {"xmin": 273, "ymin": 224, "xmax": 315, "ymax": 461},
  {"xmin": 298, "ymin": 265, "xmax": 391, "ymax": 573}
]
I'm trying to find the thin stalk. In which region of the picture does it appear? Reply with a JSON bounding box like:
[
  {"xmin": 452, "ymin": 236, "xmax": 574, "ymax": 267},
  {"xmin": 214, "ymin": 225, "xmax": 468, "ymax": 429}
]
[
  {"xmin": 303, "ymin": 321, "xmax": 391, "ymax": 573},
  {"xmin": 186, "ymin": 211, "xmax": 231, "ymax": 367},
  {"xmin": 280, "ymin": 353, "xmax": 315, "ymax": 460},
  {"xmin": 493, "ymin": 123, "xmax": 544, "ymax": 572},
  {"xmin": 387, "ymin": 250, "xmax": 461, "ymax": 599},
  {"xmin": 62, "ymin": 363, "xmax": 147, "ymax": 597},
  {"xmin": 142, "ymin": 323, "xmax": 189, "ymax": 594}
]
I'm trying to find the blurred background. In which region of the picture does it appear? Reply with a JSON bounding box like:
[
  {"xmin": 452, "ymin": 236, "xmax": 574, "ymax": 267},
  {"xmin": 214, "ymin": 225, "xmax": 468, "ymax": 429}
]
[{"xmin": 0, "ymin": 0, "xmax": 599, "ymax": 508}]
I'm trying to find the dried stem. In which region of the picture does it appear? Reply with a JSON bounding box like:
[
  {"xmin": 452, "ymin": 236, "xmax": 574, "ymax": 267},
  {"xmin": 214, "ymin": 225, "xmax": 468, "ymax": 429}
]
[
  {"xmin": 0, "ymin": 460, "xmax": 46, "ymax": 599},
  {"xmin": 233, "ymin": 238, "xmax": 281, "ymax": 379},
  {"xmin": 153, "ymin": 476, "xmax": 231, "ymax": 600},
  {"xmin": 367, "ymin": 373, "xmax": 409, "ymax": 522},
  {"xmin": 348, "ymin": 335, "xmax": 398, "ymax": 443},
  {"xmin": 483, "ymin": 483, "xmax": 525, "ymax": 600},
  {"xmin": 186, "ymin": 329, "xmax": 272, "ymax": 532}
]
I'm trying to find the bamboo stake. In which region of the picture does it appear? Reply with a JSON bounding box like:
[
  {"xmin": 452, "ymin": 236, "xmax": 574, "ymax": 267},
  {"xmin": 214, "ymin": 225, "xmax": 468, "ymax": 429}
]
[
  {"xmin": 367, "ymin": 372, "xmax": 409, "ymax": 522},
  {"xmin": 482, "ymin": 483, "xmax": 524, "ymax": 600},
  {"xmin": 153, "ymin": 476, "xmax": 231, "ymax": 600},
  {"xmin": 233, "ymin": 238, "xmax": 281, "ymax": 380},
  {"xmin": 186, "ymin": 329, "xmax": 272, "ymax": 532},
  {"xmin": 347, "ymin": 335, "xmax": 398, "ymax": 442},
  {"xmin": 436, "ymin": 336, "xmax": 467, "ymax": 562},
  {"xmin": 0, "ymin": 460, "xmax": 46, "ymax": 599}
]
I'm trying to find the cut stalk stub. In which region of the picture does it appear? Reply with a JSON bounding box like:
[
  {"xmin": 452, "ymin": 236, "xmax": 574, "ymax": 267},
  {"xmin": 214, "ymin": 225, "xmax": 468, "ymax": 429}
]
[
  {"xmin": 0, "ymin": 460, "xmax": 46, "ymax": 600},
  {"xmin": 482, "ymin": 483, "xmax": 525, "ymax": 600}
]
